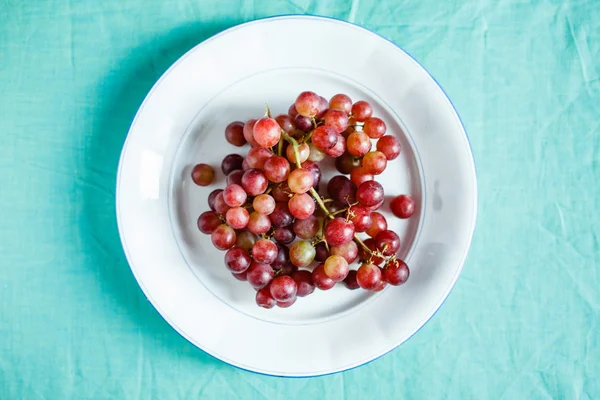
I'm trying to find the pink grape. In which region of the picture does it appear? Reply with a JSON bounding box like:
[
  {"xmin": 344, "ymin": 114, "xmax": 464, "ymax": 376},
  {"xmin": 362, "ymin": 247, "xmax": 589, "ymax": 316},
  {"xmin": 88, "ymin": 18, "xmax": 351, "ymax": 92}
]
[
  {"xmin": 241, "ymin": 169, "xmax": 268, "ymax": 196},
  {"xmin": 301, "ymin": 160, "xmax": 322, "ymax": 188},
  {"xmin": 246, "ymin": 261, "xmax": 274, "ymax": 289},
  {"xmin": 252, "ymin": 239, "xmax": 278, "ymax": 264},
  {"xmin": 211, "ymin": 224, "xmax": 236, "ymax": 250},
  {"xmin": 277, "ymin": 297, "xmax": 297, "ymax": 308},
  {"xmin": 232, "ymin": 271, "xmax": 248, "ymax": 281},
  {"xmin": 288, "ymin": 193, "xmax": 315, "ymax": 220},
  {"xmin": 324, "ymin": 217, "xmax": 355, "ymax": 246},
  {"xmin": 362, "ymin": 151, "xmax": 387, "ymax": 175},
  {"xmin": 375, "ymin": 230, "xmax": 401, "ymax": 256},
  {"xmin": 243, "ymin": 119, "xmax": 259, "ymax": 147},
  {"xmin": 295, "ymin": 91, "xmax": 321, "ymax": 117},
  {"xmin": 253, "ymin": 194, "xmax": 276, "ymax": 215},
  {"xmin": 223, "ymin": 184, "xmax": 247, "ymax": 207},
  {"xmin": 191, "ymin": 164, "xmax": 214, "ymax": 186},
  {"xmin": 363, "ymin": 117, "xmax": 386, "ymax": 139},
  {"xmin": 247, "ymin": 211, "xmax": 271, "ymax": 234},
  {"xmin": 356, "ymin": 262, "xmax": 382, "ymax": 290},
  {"xmin": 242, "ymin": 158, "xmax": 250, "ymax": 171},
  {"xmin": 312, "ymin": 126, "xmax": 337, "ymax": 151},
  {"xmin": 213, "ymin": 192, "xmax": 231, "ymax": 215},
  {"xmin": 390, "ymin": 195, "xmax": 415, "ymax": 219},
  {"xmin": 366, "ymin": 212, "xmax": 387, "ymax": 238},
  {"xmin": 351, "ymin": 101, "xmax": 373, "ymax": 122},
  {"xmin": 224, "ymin": 247, "xmax": 251, "ymax": 273},
  {"xmin": 225, "ymin": 121, "xmax": 246, "ymax": 146},
  {"xmin": 287, "ymin": 142, "xmax": 310, "ymax": 164},
  {"xmin": 324, "ymin": 255, "xmax": 350, "ymax": 282},
  {"xmin": 288, "ymin": 104, "xmax": 299, "ymax": 118},
  {"xmin": 312, "ymin": 264, "xmax": 336, "ymax": 290},
  {"xmin": 288, "ymin": 168, "xmax": 314, "ymax": 194},
  {"xmin": 256, "ymin": 286, "xmax": 276, "ymax": 308},
  {"xmin": 347, "ymin": 205, "xmax": 372, "ymax": 232},
  {"xmin": 275, "ymin": 114, "xmax": 294, "ymax": 133},
  {"xmin": 292, "ymin": 270, "xmax": 315, "ymax": 297},
  {"xmin": 384, "ymin": 259, "xmax": 410, "ymax": 285},
  {"xmin": 325, "ymin": 134, "xmax": 346, "ymax": 158},
  {"xmin": 372, "ymin": 279, "xmax": 388, "ymax": 292},
  {"xmin": 289, "ymin": 240, "xmax": 316, "ymax": 267},
  {"xmin": 356, "ymin": 180, "xmax": 384, "ymax": 207},
  {"xmin": 343, "ymin": 270, "xmax": 360, "ymax": 290},
  {"xmin": 246, "ymin": 146, "xmax": 273, "ymax": 170},
  {"xmin": 350, "ymin": 167, "xmax": 373, "ymax": 186},
  {"xmin": 226, "ymin": 169, "xmax": 244, "ymax": 186},
  {"xmin": 316, "ymin": 96, "xmax": 329, "ymax": 119},
  {"xmin": 376, "ymin": 135, "xmax": 401, "ymax": 160},
  {"xmin": 208, "ymin": 189, "xmax": 223, "ymax": 211},
  {"xmin": 323, "ymin": 109, "xmax": 349, "ymax": 134},
  {"xmin": 308, "ymin": 143, "xmax": 326, "ymax": 162},
  {"xmin": 347, "ymin": 131, "xmax": 371, "ymax": 157},
  {"xmin": 330, "ymin": 241, "xmax": 359, "ymax": 264},
  {"xmin": 358, "ymin": 238, "xmax": 385, "ymax": 265},
  {"xmin": 225, "ymin": 206, "xmax": 249, "ymax": 229},
  {"xmin": 269, "ymin": 276, "xmax": 298, "ymax": 302},
  {"xmin": 253, "ymin": 117, "xmax": 281, "ymax": 148},
  {"xmin": 263, "ymin": 155, "xmax": 290, "ymax": 183},
  {"xmin": 293, "ymin": 215, "xmax": 320, "ymax": 239},
  {"xmin": 197, "ymin": 211, "xmax": 221, "ymax": 234},
  {"xmin": 329, "ymin": 93, "xmax": 352, "ymax": 114}
]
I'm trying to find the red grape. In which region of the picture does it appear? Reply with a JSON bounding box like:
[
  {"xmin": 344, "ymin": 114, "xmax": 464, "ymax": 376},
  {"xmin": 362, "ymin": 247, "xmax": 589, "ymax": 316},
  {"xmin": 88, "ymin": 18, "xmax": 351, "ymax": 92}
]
[
  {"xmin": 372, "ymin": 279, "xmax": 387, "ymax": 292},
  {"xmin": 207, "ymin": 189, "xmax": 223, "ymax": 211},
  {"xmin": 246, "ymin": 147, "xmax": 273, "ymax": 170},
  {"xmin": 375, "ymin": 230, "xmax": 401, "ymax": 256},
  {"xmin": 247, "ymin": 211, "xmax": 271, "ymax": 234},
  {"xmin": 277, "ymin": 296, "xmax": 297, "ymax": 308},
  {"xmin": 362, "ymin": 151, "xmax": 387, "ymax": 175},
  {"xmin": 367, "ymin": 212, "xmax": 387, "ymax": 238},
  {"xmin": 390, "ymin": 195, "xmax": 415, "ymax": 219},
  {"xmin": 241, "ymin": 169, "xmax": 268, "ymax": 196},
  {"xmin": 308, "ymin": 143, "xmax": 326, "ymax": 162},
  {"xmin": 350, "ymin": 167, "xmax": 373, "ymax": 186},
  {"xmin": 252, "ymin": 239, "xmax": 278, "ymax": 264},
  {"xmin": 242, "ymin": 158, "xmax": 250, "ymax": 171},
  {"xmin": 383, "ymin": 259, "xmax": 409, "ymax": 285},
  {"xmin": 289, "ymin": 240, "xmax": 316, "ymax": 267},
  {"xmin": 356, "ymin": 262, "xmax": 382, "ymax": 290},
  {"xmin": 270, "ymin": 202, "xmax": 293, "ymax": 227},
  {"xmin": 294, "ymin": 114, "xmax": 313, "ymax": 132},
  {"xmin": 316, "ymin": 96, "xmax": 329, "ymax": 119},
  {"xmin": 324, "ymin": 109, "xmax": 349, "ymax": 134},
  {"xmin": 211, "ymin": 224, "xmax": 236, "ymax": 250},
  {"xmin": 376, "ymin": 135, "xmax": 401, "ymax": 160},
  {"xmin": 221, "ymin": 154, "xmax": 244, "ymax": 175},
  {"xmin": 329, "ymin": 94, "xmax": 352, "ymax": 114},
  {"xmin": 363, "ymin": 117, "xmax": 386, "ymax": 139},
  {"xmin": 347, "ymin": 205, "xmax": 372, "ymax": 232},
  {"xmin": 271, "ymin": 182, "xmax": 292, "ymax": 202},
  {"xmin": 197, "ymin": 211, "xmax": 221, "ymax": 234},
  {"xmin": 223, "ymin": 184, "xmax": 247, "ymax": 207},
  {"xmin": 335, "ymin": 152, "xmax": 360, "ymax": 174},
  {"xmin": 287, "ymin": 142, "xmax": 310, "ymax": 164},
  {"xmin": 232, "ymin": 271, "xmax": 248, "ymax": 281},
  {"xmin": 243, "ymin": 119, "xmax": 259, "ymax": 147},
  {"xmin": 314, "ymin": 241, "xmax": 329, "ymax": 262},
  {"xmin": 263, "ymin": 155, "xmax": 290, "ymax": 183},
  {"xmin": 324, "ymin": 255, "xmax": 350, "ymax": 282},
  {"xmin": 312, "ymin": 264, "xmax": 336, "ymax": 290},
  {"xmin": 225, "ymin": 121, "xmax": 246, "ymax": 147},
  {"xmin": 273, "ymin": 226, "xmax": 295, "ymax": 244},
  {"xmin": 275, "ymin": 114, "xmax": 294, "ymax": 133},
  {"xmin": 327, "ymin": 175, "xmax": 357, "ymax": 205},
  {"xmin": 325, "ymin": 134, "xmax": 346, "ymax": 158},
  {"xmin": 253, "ymin": 117, "xmax": 281, "ymax": 148},
  {"xmin": 253, "ymin": 194, "xmax": 276, "ymax": 215},
  {"xmin": 356, "ymin": 180, "xmax": 384, "ymax": 207},
  {"xmin": 312, "ymin": 126, "xmax": 338, "ymax": 151},
  {"xmin": 224, "ymin": 247, "xmax": 251, "ymax": 273},
  {"xmin": 269, "ymin": 276, "xmax": 298, "ymax": 302},
  {"xmin": 351, "ymin": 101, "xmax": 373, "ymax": 122},
  {"xmin": 288, "ymin": 193, "xmax": 315, "ymax": 220},
  {"xmin": 293, "ymin": 215, "xmax": 320, "ymax": 239},
  {"xmin": 225, "ymin": 206, "xmax": 249, "ymax": 229},
  {"xmin": 288, "ymin": 168, "xmax": 314, "ymax": 194},
  {"xmin": 235, "ymin": 230, "xmax": 257, "ymax": 251},
  {"xmin": 246, "ymin": 261, "xmax": 274, "ymax": 289},
  {"xmin": 324, "ymin": 217, "xmax": 355, "ymax": 246},
  {"xmin": 191, "ymin": 164, "xmax": 214, "ymax": 186},
  {"xmin": 213, "ymin": 192, "xmax": 231, "ymax": 215},
  {"xmin": 292, "ymin": 270, "xmax": 315, "ymax": 297},
  {"xmin": 347, "ymin": 131, "xmax": 371, "ymax": 157},
  {"xmin": 256, "ymin": 285, "xmax": 276, "ymax": 308},
  {"xmin": 343, "ymin": 270, "xmax": 360, "ymax": 290},
  {"xmin": 358, "ymin": 238, "xmax": 385, "ymax": 265},
  {"xmin": 271, "ymin": 243, "xmax": 290, "ymax": 269},
  {"xmin": 226, "ymin": 169, "xmax": 244, "ymax": 186},
  {"xmin": 301, "ymin": 160, "xmax": 322, "ymax": 188},
  {"xmin": 295, "ymin": 91, "xmax": 321, "ymax": 117},
  {"xmin": 275, "ymin": 263, "xmax": 298, "ymax": 277},
  {"xmin": 288, "ymin": 104, "xmax": 298, "ymax": 118},
  {"xmin": 330, "ymin": 241, "xmax": 359, "ymax": 264}
]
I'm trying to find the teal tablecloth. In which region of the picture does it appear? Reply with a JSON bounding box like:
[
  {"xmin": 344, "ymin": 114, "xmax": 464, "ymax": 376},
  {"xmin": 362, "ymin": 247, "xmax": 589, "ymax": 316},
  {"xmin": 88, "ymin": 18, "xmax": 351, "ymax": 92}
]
[{"xmin": 1, "ymin": 1, "xmax": 599, "ymax": 398}]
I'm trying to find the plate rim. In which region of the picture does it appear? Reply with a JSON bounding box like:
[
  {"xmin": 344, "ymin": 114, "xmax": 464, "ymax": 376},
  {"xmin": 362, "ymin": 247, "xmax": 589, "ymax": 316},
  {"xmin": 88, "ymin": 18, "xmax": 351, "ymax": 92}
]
[{"xmin": 115, "ymin": 14, "xmax": 478, "ymax": 377}]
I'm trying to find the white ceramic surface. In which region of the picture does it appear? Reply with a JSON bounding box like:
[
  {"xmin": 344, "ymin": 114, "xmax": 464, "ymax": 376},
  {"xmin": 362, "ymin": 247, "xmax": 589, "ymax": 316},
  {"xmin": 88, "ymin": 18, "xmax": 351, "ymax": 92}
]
[{"xmin": 116, "ymin": 16, "xmax": 477, "ymax": 376}]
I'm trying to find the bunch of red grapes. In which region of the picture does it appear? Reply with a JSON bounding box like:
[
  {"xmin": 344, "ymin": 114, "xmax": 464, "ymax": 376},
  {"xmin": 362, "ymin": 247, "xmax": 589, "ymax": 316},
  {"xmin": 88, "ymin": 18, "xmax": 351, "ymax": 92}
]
[{"xmin": 192, "ymin": 91, "xmax": 416, "ymax": 309}]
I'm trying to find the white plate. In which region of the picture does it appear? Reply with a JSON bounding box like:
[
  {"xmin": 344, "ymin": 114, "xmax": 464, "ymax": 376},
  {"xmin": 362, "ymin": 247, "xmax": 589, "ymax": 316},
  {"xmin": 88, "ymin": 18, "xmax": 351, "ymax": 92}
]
[{"xmin": 116, "ymin": 16, "xmax": 477, "ymax": 377}]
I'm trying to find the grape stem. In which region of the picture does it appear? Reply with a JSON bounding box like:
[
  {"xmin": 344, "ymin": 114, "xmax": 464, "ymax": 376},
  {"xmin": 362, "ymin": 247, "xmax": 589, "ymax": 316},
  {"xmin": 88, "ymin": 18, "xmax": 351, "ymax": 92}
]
[{"xmin": 281, "ymin": 129, "xmax": 375, "ymax": 257}]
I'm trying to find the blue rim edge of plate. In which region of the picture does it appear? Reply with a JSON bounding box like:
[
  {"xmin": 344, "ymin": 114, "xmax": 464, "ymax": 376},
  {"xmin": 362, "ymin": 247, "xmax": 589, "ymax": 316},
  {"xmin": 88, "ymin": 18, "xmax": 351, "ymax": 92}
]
[{"xmin": 115, "ymin": 14, "xmax": 479, "ymax": 378}]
